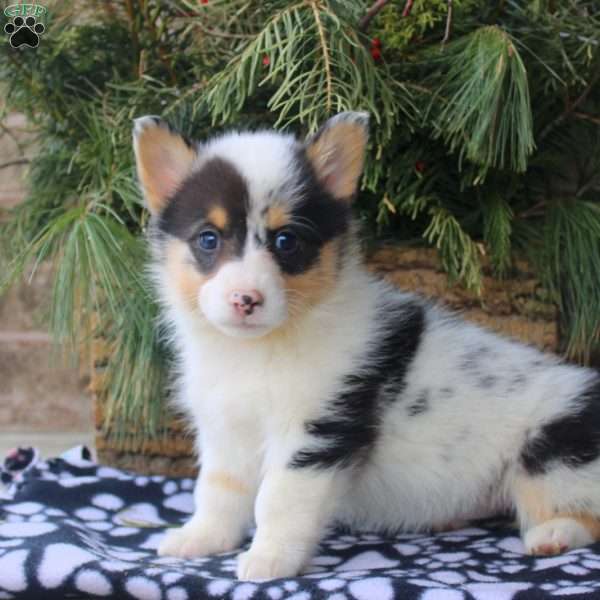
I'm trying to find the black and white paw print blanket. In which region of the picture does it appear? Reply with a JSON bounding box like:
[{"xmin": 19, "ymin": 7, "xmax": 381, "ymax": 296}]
[{"xmin": 1, "ymin": 447, "xmax": 600, "ymax": 600}]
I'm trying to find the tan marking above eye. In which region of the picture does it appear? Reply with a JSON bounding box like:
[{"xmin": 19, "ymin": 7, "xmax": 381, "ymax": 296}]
[
  {"xmin": 207, "ymin": 206, "xmax": 228, "ymax": 230},
  {"xmin": 205, "ymin": 471, "xmax": 249, "ymax": 495},
  {"xmin": 266, "ymin": 204, "xmax": 290, "ymax": 230}
]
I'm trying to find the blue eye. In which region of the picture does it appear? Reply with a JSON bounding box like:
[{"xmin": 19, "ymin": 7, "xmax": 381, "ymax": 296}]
[
  {"xmin": 197, "ymin": 229, "xmax": 220, "ymax": 252},
  {"xmin": 275, "ymin": 230, "xmax": 298, "ymax": 253}
]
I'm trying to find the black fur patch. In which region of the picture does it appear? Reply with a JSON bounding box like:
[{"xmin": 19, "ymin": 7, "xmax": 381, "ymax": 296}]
[
  {"xmin": 266, "ymin": 152, "xmax": 350, "ymax": 276},
  {"xmin": 289, "ymin": 300, "xmax": 426, "ymax": 470},
  {"xmin": 157, "ymin": 158, "xmax": 248, "ymax": 272},
  {"xmin": 407, "ymin": 389, "xmax": 429, "ymax": 416},
  {"xmin": 478, "ymin": 375, "xmax": 497, "ymax": 389},
  {"xmin": 521, "ymin": 376, "xmax": 600, "ymax": 475},
  {"xmin": 506, "ymin": 372, "xmax": 528, "ymax": 394}
]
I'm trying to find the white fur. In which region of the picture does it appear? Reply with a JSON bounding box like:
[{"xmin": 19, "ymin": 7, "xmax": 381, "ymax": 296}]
[{"xmin": 199, "ymin": 246, "xmax": 288, "ymax": 338}]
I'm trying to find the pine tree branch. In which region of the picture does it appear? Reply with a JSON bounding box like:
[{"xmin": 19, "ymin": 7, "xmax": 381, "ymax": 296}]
[
  {"xmin": 402, "ymin": 0, "xmax": 414, "ymax": 18},
  {"xmin": 310, "ymin": 1, "xmax": 332, "ymax": 113},
  {"xmin": 359, "ymin": 0, "xmax": 391, "ymax": 32},
  {"xmin": 519, "ymin": 200, "xmax": 547, "ymax": 219},
  {"xmin": 193, "ymin": 20, "xmax": 254, "ymax": 40},
  {"xmin": 124, "ymin": 0, "xmax": 141, "ymax": 78},
  {"xmin": 442, "ymin": 0, "xmax": 453, "ymax": 44},
  {"xmin": 0, "ymin": 122, "xmax": 28, "ymax": 157},
  {"xmin": 0, "ymin": 158, "xmax": 29, "ymax": 170},
  {"xmin": 576, "ymin": 179, "xmax": 599, "ymax": 200},
  {"xmin": 145, "ymin": 8, "xmax": 177, "ymax": 85},
  {"xmin": 573, "ymin": 111, "xmax": 600, "ymax": 126},
  {"xmin": 538, "ymin": 67, "xmax": 600, "ymax": 142},
  {"xmin": 168, "ymin": 1, "xmax": 254, "ymax": 40},
  {"xmin": 433, "ymin": 26, "xmax": 534, "ymax": 173}
]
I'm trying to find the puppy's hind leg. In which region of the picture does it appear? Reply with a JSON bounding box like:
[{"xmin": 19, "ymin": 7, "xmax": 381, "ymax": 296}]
[
  {"xmin": 514, "ymin": 375, "xmax": 600, "ymax": 555},
  {"xmin": 524, "ymin": 516, "xmax": 599, "ymax": 556},
  {"xmin": 514, "ymin": 475, "xmax": 600, "ymax": 556}
]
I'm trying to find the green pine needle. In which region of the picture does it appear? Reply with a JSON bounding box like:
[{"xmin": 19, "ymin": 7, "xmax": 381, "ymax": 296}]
[
  {"xmin": 432, "ymin": 25, "xmax": 535, "ymax": 176},
  {"xmin": 199, "ymin": 1, "xmax": 415, "ymax": 149},
  {"xmin": 482, "ymin": 192, "xmax": 513, "ymax": 276},
  {"xmin": 539, "ymin": 201, "xmax": 600, "ymax": 363},
  {"xmin": 424, "ymin": 206, "xmax": 483, "ymax": 293}
]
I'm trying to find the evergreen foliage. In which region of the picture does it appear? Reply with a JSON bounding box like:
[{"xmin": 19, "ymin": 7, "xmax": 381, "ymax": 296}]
[
  {"xmin": 1, "ymin": 0, "xmax": 599, "ymax": 443},
  {"xmin": 431, "ymin": 25, "xmax": 535, "ymax": 174}
]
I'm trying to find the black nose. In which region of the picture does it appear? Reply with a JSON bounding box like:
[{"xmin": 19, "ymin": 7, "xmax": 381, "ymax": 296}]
[
  {"xmin": 230, "ymin": 290, "xmax": 264, "ymax": 317},
  {"xmin": 241, "ymin": 295, "xmax": 262, "ymax": 315}
]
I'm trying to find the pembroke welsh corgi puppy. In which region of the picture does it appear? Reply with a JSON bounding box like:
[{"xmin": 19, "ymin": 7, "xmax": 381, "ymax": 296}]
[{"xmin": 133, "ymin": 112, "xmax": 600, "ymax": 581}]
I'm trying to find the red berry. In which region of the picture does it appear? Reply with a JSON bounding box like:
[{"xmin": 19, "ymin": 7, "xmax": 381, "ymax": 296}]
[
  {"xmin": 415, "ymin": 160, "xmax": 426, "ymax": 173},
  {"xmin": 200, "ymin": 0, "xmax": 209, "ymax": 4},
  {"xmin": 370, "ymin": 47, "xmax": 382, "ymax": 62},
  {"xmin": 371, "ymin": 37, "xmax": 382, "ymax": 48},
  {"xmin": 262, "ymin": 54, "xmax": 270, "ymax": 66}
]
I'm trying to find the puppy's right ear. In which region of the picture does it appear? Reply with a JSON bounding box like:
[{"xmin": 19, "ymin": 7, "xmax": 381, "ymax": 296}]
[
  {"xmin": 305, "ymin": 112, "xmax": 369, "ymax": 203},
  {"xmin": 133, "ymin": 116, "xmax": 197, "ymax": 215}
]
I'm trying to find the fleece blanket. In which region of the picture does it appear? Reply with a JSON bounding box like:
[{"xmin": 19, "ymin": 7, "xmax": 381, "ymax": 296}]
[{"xmin": 1, "ymin": 447, "xmax": 600, "ymax": 600}]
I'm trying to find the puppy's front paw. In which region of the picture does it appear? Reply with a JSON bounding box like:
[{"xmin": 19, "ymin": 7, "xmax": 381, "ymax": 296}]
[
  {"xmin": 158, "ymin": 520, "xmax": 240, "ymax": 559},
  {"xmin": 524, "ymin": 518, "xmax": 595, "ymax": 556},
  {"xmin": 236, "ymin": 545, "xmax": 306, "ymax": 581}
]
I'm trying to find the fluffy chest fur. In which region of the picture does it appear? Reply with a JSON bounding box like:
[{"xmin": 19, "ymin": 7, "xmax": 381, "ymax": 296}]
[{"xmin": 133, "ymin": 112, "xmax": 600, "ymax": 581}]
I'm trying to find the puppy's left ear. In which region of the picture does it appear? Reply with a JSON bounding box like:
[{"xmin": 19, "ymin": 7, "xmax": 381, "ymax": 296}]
[
  {"xmin": 305, "ymin": 112, "xmax": 369, "ymax": 202},
  {"xmin": 133, "ymin": 116, "xmax": 198, "ymax": 215}
]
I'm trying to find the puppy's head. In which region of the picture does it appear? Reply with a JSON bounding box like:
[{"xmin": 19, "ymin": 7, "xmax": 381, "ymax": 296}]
[{"xmin": 133, "ymin": 113, "xmax": 368, "ymax": 338}]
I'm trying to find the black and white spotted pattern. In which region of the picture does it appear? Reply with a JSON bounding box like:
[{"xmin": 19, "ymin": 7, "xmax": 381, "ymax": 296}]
[{"xmin": 1, "ymin": 447, "xmax": 600, "ymax": 599}]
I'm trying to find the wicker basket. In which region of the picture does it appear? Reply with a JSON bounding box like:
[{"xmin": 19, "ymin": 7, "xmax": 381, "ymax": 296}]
[
  {"xmin": 93, "ymin": 246, "xmax": 558, "ymax": 475},
  {"xmin": 368, "ymin": 247, "xmax": 557, "ymax": 351}
]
